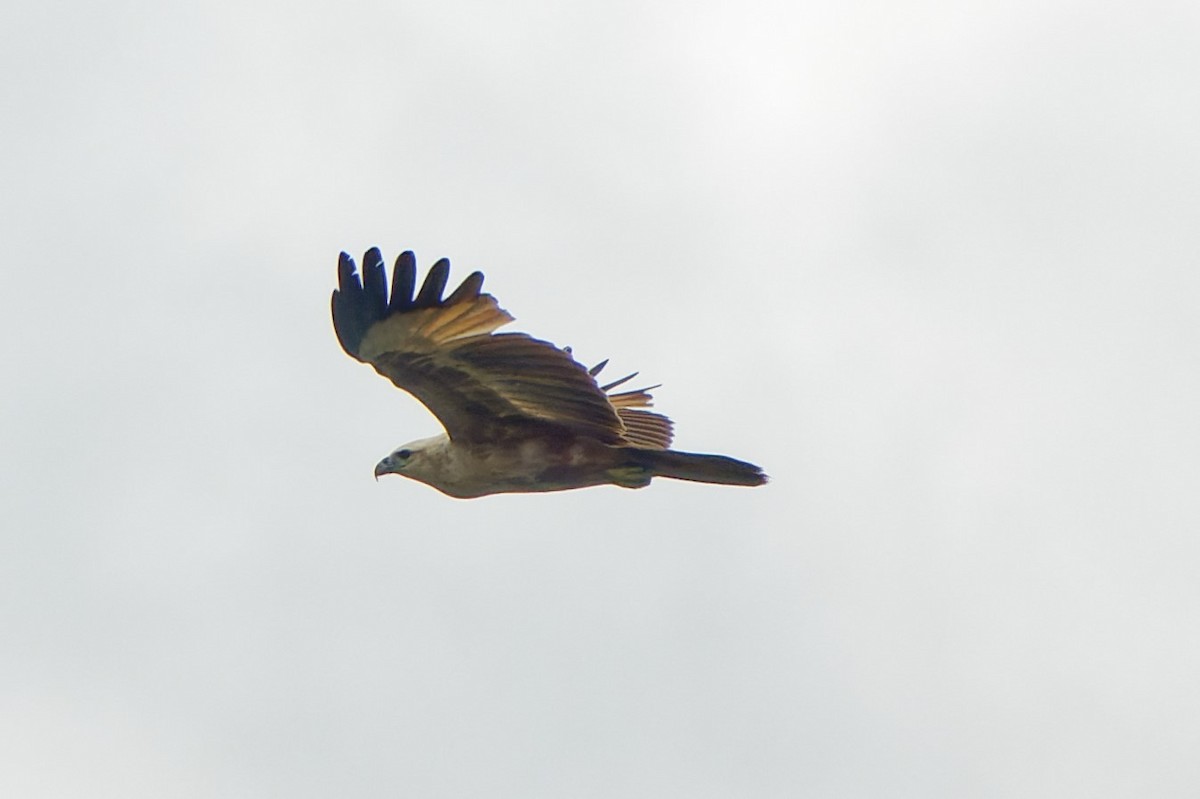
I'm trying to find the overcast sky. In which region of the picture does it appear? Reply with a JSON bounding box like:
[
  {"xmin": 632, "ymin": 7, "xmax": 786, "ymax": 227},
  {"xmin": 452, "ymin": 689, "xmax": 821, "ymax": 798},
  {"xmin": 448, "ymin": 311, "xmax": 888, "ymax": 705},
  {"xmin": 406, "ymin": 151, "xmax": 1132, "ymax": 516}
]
[{"xmin": 3, "ymin": 1, "xmax": 1198, "ymax": 796}]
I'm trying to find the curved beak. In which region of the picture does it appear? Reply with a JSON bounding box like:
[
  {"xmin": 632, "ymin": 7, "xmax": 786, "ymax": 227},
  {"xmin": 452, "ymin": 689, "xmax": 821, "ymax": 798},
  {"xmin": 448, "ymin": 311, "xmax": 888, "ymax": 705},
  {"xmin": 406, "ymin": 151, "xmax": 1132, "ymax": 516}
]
[{"xmin": 374, "ymin": 458, "xmax": 390, "ymax": 481}]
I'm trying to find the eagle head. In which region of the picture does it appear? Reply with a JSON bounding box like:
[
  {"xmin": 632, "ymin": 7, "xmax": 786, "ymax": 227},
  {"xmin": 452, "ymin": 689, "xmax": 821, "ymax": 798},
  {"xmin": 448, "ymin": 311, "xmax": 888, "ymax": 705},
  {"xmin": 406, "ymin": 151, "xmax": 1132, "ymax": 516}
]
[{"xmin": 374, "ymin": 435, "xmax": 446, "ymax": 481}]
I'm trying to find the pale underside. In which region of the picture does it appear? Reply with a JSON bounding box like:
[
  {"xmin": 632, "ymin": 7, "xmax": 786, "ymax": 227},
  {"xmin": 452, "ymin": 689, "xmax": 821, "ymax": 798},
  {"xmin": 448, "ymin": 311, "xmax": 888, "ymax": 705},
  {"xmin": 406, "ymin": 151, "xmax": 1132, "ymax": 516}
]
[{"xmin": 378, "ymin": 434, "xmax": 654, "ymax": 499}]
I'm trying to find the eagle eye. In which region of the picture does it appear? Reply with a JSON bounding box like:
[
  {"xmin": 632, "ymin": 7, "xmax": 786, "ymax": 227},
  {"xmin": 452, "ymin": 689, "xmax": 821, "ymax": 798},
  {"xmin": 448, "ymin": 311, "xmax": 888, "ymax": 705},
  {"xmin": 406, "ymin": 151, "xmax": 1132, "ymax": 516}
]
[{"xmin": 396, "ymin": 449, "xmax": 412, "ymax": 460}]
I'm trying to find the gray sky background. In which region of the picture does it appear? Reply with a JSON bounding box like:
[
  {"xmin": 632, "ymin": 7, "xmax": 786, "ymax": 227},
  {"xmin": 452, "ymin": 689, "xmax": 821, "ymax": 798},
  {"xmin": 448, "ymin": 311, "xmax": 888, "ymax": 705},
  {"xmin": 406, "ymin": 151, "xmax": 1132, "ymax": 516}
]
[{"xmin": 3, "ymin": 1, "xmax": 1198, "ymax": 796}]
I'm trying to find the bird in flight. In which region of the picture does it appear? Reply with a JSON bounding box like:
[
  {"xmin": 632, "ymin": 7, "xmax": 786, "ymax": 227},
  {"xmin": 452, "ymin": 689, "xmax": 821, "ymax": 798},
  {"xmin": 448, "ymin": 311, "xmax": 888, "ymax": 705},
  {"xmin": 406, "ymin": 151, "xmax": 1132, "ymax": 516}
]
[{"xmin": 332, "ymin": 247, "xmax": 767, "ymax": 498}]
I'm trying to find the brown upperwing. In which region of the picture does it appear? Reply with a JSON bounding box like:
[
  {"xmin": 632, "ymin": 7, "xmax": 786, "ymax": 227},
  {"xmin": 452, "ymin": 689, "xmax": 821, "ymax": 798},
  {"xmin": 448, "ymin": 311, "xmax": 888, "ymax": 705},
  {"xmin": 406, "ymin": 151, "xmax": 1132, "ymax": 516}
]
[{"xmin": 334, "ymin": 249, "xmax": 660, "ymax": 446}]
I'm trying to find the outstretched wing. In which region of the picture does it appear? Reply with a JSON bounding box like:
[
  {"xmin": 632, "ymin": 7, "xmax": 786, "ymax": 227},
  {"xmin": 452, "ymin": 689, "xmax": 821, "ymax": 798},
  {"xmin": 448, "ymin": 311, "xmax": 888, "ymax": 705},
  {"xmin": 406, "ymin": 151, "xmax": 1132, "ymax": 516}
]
[{"xmin": 332, "ymin": 248, "xmax": 633, "ymax": 444}]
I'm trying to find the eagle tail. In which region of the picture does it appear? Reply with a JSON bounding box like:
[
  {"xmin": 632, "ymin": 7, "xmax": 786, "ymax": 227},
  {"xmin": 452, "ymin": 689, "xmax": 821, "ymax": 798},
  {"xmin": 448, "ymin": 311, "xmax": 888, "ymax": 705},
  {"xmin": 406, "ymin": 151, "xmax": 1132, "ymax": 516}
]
[{"xmin": 633, "ymin": 449, "xmax": 768, "ymax": 487}]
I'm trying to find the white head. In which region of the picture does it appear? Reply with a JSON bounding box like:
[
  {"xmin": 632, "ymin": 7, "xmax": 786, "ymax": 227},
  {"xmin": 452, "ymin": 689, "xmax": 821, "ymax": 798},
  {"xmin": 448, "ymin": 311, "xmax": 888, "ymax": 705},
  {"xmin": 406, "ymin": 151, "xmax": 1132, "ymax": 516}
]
[{"xmin": 373, "ymin": 435, "xmax": 447, "ymax": 482}]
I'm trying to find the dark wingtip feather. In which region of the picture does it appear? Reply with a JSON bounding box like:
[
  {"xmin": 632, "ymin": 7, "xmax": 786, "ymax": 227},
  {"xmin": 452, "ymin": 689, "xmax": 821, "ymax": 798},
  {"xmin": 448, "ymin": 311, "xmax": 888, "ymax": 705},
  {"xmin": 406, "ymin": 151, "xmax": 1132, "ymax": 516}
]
[
  {"xmin": 362, "ymin": 247, "xmax": 388, "ymax": 321},
  {"xmin": 588, "ymin": 359, "xmax": 610, "ymax": 377},
  {"xmin": 444, "ymin": 270, "xmax": 485, "ymax": 305},
  {"xmin": 331, "ymin": 291, "xmax": 350, "ymax": 354},
  {"xmin": 390, "ymin": 251, "xmax": 416, "ymax": 312},
  {"xmin": 415, "ymin": 258, "xmax": 451, "ymax": 307},
  {"xmin": 334, "ymin": 247, "xmax": 494, "ymax": 359},
  {"xmin": 337, "ymin": 252, "xmax": 360, "ymax": 292},
  {"xmin": 331, "ymin": 249, "xmax": 387, "ymax": 359}
]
